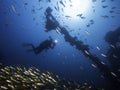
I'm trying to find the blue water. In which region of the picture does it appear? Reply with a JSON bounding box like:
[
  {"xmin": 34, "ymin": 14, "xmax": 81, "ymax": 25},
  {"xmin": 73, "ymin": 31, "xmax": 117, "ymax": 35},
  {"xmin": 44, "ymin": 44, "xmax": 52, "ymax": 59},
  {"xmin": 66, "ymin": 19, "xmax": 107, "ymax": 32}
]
[{"xmin": 0, "ymin": 0, "xmax": 120, "ymax": 89}]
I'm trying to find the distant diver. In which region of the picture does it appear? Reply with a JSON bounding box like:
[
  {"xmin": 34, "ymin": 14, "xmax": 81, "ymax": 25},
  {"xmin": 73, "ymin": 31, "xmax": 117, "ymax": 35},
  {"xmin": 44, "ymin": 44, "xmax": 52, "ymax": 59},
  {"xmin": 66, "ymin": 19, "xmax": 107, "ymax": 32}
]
[{"xmin": 22, "ymin": 36, "xmax": 57, "ymax": 55}]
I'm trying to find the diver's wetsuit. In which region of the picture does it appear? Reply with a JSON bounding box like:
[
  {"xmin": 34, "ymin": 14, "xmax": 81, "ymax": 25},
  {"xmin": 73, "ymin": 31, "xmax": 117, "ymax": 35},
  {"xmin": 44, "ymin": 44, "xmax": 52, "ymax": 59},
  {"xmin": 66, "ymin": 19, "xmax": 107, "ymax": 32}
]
[
  {"xmin": 23, "ymin": 37, "xmax": 56, "ymax": 55},
  {"xmin": 32, "ymin": 39, "xmax": 55, "ymax": 54}
]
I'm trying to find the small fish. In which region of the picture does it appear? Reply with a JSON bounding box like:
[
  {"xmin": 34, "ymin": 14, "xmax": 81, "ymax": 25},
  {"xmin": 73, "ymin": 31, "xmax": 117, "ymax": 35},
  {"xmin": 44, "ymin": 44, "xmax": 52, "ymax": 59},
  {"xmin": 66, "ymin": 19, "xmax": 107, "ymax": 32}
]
[
  {"xmin": 24, "ymin": 3, "xmax": 28, "ymax": 6},
  {"xmin": 37, "ymin": 7, "xmax": 43, "ymax": 10},
  {"xmin": 56, "ymin": 27, "xmax": 61, "ymax": 34},
  {"xmin": 111, "ymin": 16, "xmax": 115, "ymax": 18},
  {"xmin": 92, "ymin": 0, "xmax": 97, "ymax": 3},
  {"xmin": 84, "ymin": 50, "xmax": 90, "ymax": 55},
  {"xmin": 110, "ymin": 44, "xmax": 115, "ymax": 48},
  {"xmin": 38, "ymin": 0, "xmax": 42, "ymax": 2},
  {"xmin": 84, "ymin": 31, "xmax": 90, "ymax": 35},
  {"xmin": 65, "ymin": 15, "xmax": 71, "ymax": 18},
  {"xmin": 76, "ymin": 14, "xmax": 86, "ymax": 19},
  {"xmin": 54, "ymin": 6, "xmax": 58, "ymax": 11},
  {"xmin": 111, "ymin": 72, "xmax": 117, "ymax": 77},
  {"xmin": 81, "ymin": 16, "xmax": 86, "ymax": 19},
  {"xmin": 93, "ymin": 9, "xmax": 95, "ymax": 12},
  {"xmin": 101, "ymin": 61, "xmax": 105, "ymax": 65},
  {"xmin": 101, "ymin": 53, "xmax": 107, "ymax": 58},
  {"xmin": 96, "ymin": 46, "xmax": 101, "ymax": 50},
  {"xmin": 101, "ymin": 0, "xmax": 106, "ymax": 2},
  {"xmin": 90, "ymin": 20, "xmax": 94, "ymax": 25},
  {"xmin": 31, "ymin": 8, "xmax": 36, "ymax": 13},
  {"xmin": 113, "ymin": 54, "xmax": 118, "ymax": 58},
  {"xmin": 36, "ymin": 83, "xmax": 44, "ymax": 86},
  {"xmin": 6, "ymin": 80, "xmax": 12, "ymax": 83},
  {"xmin": 76, "ymin": 14, "xmax": 82, "ymax": 17},
  {"xmin": 47, "ymin": 0, "xmax": 51, "ymax": 2},
  {"xmin": 69, "ymin": 0, "xmax": 72, "ymax": 3},
  {"xmin": 0, "ymin": 86, "xmax": 8, "ymax": 89},
  {"xmin": 56, "ymin": 2, "xmax": 60, "ymax": 12},
  {"xmin": 101, "ymin": 15, "xmax": 109, "ymax": 18},
  {"xmin": 59, "ymin": 0, "xmax": 65, "ymax": 7},
  {"xmin": 86, "ymin": 24, "xmax": 90, "ymax": 27},
  {"xmin": 111, "ymin": 7, "xmax": 116, "ymax": 9},
  {"xmin": 11, "ymin": 5, "xmax": 17, "ymax": 13},
  {"xmin": 8, "ymin": 84, "xmax": 15, "ymax": 89},
  {"xmin": 91, "ymin": 64, "xmax": 97, "ymax": 68},
  {"xmin": 109, "ymin": 10, "xmax": 114, "ymax": 13},
  {"xmin": 61, "ymin": 8, "xmax": 64, "ymax": 12},
  {"xmin": 102, "ymin": 5, "xmax": 108, "ymax": 8}
]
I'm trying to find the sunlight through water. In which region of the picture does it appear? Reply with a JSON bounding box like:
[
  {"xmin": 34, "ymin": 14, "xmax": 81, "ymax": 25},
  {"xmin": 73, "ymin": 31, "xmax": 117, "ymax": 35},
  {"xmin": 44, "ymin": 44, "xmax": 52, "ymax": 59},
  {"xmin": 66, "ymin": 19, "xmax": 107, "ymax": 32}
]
[{"xmin": 63, "ymin": 0, "xmax": 92, "ymax": 19}]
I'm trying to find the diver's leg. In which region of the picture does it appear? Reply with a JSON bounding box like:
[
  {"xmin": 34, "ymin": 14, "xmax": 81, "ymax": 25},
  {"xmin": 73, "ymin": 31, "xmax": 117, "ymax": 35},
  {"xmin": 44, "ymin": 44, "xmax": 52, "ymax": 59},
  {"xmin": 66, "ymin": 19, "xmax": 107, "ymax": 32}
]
[
  {"xmin": 22, "ymin": 43, "xmax": 36, "ymax": 49},
  {"xmin": 30, "ymin": 45, "xmax": 41, "ymax": 54},
  {"xmin": 33, "ymin": 47, "xmax": 43, "ymax": 55},
  {"xmin": 50, "ymin": 43, "xmax": 55, "ymax": 49},
  {"xmin": 26, "ymin": 46, "xmax": 40, "ymax": 55},
  {"xmin": 22, "ymin": 43, "xmax": 37, "ymax": 54},
  {"xmin": 26, "ymin": 47, "xmax": 40, "ymax": 55}
]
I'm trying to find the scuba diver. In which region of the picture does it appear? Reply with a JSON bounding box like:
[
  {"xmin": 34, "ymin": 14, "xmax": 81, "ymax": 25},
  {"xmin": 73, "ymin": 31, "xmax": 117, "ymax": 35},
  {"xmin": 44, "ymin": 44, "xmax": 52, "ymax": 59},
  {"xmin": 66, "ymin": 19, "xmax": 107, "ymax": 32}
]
[{"xmin": 22, "ymin": 36, "xmax": 57, "ymax": 55}]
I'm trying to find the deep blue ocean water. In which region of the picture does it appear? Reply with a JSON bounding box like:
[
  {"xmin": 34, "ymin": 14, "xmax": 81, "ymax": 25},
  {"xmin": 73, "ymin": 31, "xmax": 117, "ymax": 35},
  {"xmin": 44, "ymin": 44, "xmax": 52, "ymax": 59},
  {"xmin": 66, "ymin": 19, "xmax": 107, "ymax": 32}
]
[{"xmin": 0, "ymin": 0, "xmax": 120, "ymax": 89}]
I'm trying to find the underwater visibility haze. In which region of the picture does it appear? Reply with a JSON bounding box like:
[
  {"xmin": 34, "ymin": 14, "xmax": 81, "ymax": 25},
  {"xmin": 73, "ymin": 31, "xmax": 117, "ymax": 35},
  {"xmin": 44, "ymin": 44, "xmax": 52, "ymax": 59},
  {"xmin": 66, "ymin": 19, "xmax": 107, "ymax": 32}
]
[{"xmin": 0, "ymin": 0, "xmax": 120, "ymax": 89}]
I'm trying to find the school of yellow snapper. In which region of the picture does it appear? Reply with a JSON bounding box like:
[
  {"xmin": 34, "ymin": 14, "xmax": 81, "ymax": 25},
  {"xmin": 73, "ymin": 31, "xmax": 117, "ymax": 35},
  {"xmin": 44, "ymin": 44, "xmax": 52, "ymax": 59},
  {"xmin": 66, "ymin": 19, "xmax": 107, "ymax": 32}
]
[{"xmin": 0, "ymin": 63, "xmax": 102, "ymax": 90}]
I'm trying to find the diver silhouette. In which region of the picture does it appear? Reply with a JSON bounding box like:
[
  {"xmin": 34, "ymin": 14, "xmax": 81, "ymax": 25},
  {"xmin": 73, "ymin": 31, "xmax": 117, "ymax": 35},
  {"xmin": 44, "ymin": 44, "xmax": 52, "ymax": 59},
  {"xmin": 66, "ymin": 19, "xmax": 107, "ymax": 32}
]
[{"xmin": 22, "ymin": 36, "xmax": 57, "ymax": 55}]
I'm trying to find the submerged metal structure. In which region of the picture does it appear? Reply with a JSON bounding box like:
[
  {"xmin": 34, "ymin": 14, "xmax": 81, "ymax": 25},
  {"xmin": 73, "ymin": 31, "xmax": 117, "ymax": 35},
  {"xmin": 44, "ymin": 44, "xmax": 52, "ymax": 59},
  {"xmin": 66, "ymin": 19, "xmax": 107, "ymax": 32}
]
[{"xmin": 44, "ymin": 7, "xmax": 120, "ymax": 90}]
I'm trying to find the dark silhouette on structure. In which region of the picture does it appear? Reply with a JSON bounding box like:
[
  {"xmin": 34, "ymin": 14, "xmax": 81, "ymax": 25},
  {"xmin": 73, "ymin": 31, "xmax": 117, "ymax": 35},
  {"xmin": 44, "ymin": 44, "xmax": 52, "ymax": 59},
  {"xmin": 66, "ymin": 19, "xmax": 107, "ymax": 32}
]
[
  {"xmin": 23, "ymin": 36, "xmax": 56, "ymax": 55},
  {"xmin": 45, "ymin": 7, "xmax": 59, "ymax": 32},
  {"xmin": 45, "ymin": 7, "xmax": 120, "ymax": 89},
  {"xmin": 105, "ymin": 27, "xmax": 120, "ymax": 77}
]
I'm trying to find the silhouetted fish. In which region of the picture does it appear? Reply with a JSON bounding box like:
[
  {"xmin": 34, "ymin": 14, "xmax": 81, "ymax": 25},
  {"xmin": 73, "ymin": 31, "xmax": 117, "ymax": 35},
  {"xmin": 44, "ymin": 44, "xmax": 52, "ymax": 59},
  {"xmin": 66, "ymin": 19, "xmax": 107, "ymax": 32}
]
[
  {"xmin": 11, "ymin": 5, "xmax": 17, "ymax": 13},
  {"xmin": 102, "ymin": 5, "xmax": 108, "ymax": 8},
  {"xmin": 101, "ymin": 15, "xmax": 109, "ymax": 18},
  {"xmin": 59, "ymin": 0, "xmax": 65, "ymax": 7},
  {"xmin": 101, "ymin": 0, "xmax": 106, "ymax": 2}
]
